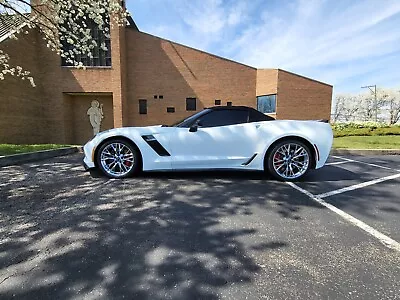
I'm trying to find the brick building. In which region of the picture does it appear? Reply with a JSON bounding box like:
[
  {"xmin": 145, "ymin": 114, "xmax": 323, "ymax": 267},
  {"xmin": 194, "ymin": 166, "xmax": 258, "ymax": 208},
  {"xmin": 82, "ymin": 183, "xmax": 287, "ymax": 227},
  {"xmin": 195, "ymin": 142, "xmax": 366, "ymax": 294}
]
[{"xmin": 0, "ymin": 5, "xmax": 332, "ymax": 145}]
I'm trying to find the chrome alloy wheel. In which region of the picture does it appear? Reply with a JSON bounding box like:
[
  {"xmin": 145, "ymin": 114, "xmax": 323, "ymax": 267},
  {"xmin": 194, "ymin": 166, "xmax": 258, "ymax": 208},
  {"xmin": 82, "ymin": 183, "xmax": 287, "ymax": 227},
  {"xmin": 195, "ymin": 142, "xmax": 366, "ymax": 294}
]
[
  {"xmin": 272, "ymin": 143, "xmax": 310, "ymax": 180},
  {"xmin": 100, "ymin": 142, "xmax": 135, "ymax": 177}
]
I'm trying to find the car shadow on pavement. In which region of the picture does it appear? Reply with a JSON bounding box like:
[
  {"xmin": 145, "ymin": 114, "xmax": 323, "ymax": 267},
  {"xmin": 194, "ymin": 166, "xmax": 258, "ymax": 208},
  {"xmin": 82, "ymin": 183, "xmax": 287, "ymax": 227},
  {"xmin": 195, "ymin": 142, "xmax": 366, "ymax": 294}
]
[
  {"xmin": 139, "ymin": 170, "xmax": 270, "ymax": 180},
  {"xmin": 0, "ymin": 154, "xmax": 325, "ymax": 299},
  {"xmin": 297, "ymin": 166, "xmax": 359, "ymax": 182},
  {"xmin": 90, "ymin": 165, "xmax": 358, "ymax": 183}
]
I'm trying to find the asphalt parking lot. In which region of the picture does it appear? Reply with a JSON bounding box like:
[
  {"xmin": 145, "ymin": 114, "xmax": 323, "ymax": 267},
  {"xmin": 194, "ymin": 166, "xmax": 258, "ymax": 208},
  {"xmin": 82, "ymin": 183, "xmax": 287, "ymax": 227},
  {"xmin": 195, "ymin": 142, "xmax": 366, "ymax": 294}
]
[{"xmin": 0, "ymin": 154, "xmax": 399, "ymax": 299}]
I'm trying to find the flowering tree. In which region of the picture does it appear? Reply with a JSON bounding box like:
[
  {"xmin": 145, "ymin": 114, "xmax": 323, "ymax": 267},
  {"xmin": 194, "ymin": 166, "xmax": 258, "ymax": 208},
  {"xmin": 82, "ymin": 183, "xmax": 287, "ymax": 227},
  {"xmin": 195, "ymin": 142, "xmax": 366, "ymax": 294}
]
[
  {"xmin": 331, "ymin": 94, "xmax": 363, "ymax": 122},
  {"xmin": 384, "ymin": 89, "xmax": 400, "ymax": 125},
  {"xmin": 0, "ymin": 0, "xmax": 127, "ymax": 86},
  {"xmin": 332, "ymin": 88, "xmax": 400, "ymax": 124}
]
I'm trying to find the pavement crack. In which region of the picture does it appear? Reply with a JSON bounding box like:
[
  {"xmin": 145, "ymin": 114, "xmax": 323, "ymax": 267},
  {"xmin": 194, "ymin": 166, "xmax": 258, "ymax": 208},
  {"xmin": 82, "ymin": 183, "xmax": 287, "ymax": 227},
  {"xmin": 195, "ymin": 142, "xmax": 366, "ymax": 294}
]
[{"xmin": 0, "ymin": 266, "xmax": 38, "ymax": 287}]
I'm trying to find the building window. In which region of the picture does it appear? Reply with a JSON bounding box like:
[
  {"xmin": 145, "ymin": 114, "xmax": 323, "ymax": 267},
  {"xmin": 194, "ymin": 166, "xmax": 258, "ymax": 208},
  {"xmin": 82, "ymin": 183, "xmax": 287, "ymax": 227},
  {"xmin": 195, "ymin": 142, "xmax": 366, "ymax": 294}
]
[
  {"xmin": 257, "ymin": 94, "xmax": 276, "ymax": 114},
  {"xmin": 215, "ymin": 99, "xmax": 221, "ymax": 105},
  {"xmin": 186, "ymin": 98, "xmax": 196, "ymax": 111},
  {"xmin": 227, "ymin": 101, "xmax": 232, "ymax": 106},
  {"xmin": 167, "ymin": 107, "xmax": 175, "ymax": 113},
  {"xmin": 139, "ymin": 99, "xmax": 147, "ymax": 114},
  {"xmin": 159, "ymin": 95, "xmax": 164, "ymax": 99},
  {"xmin": 61, "ymin": 17, "xmax": 111, "ymax": 67},
  {"xmin": 154, "ymin": 95, "xmax": 158, "ymax": 99}
]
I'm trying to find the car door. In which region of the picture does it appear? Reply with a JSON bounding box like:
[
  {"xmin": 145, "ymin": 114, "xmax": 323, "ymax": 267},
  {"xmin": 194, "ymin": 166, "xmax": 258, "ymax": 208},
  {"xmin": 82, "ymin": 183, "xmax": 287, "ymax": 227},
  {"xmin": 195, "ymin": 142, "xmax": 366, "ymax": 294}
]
[{"xmin": 169, "ymin": 109, "xmax": 261, "ymax": 170}]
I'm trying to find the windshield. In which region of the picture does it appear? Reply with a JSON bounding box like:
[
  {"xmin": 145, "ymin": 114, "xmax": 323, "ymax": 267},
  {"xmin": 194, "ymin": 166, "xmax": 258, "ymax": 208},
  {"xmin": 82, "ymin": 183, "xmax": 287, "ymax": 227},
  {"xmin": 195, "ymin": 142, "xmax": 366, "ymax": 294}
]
[{"xmin": 172, "ymin": 109, "xmax": 211, "ymax": 127}]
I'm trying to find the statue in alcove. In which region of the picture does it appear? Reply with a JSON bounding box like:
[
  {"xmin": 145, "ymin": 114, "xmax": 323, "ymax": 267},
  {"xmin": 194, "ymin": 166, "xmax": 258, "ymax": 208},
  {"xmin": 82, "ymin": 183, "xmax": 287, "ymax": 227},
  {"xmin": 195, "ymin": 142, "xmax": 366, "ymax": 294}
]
[{"xmin": 87, "ymin": 100, "xmax": 104, "ymax": 135}]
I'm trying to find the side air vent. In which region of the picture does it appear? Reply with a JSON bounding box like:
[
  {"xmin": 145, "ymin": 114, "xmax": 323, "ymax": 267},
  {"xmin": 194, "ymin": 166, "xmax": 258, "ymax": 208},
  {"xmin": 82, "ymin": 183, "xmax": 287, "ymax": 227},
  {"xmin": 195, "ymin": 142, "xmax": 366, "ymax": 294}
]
[
  {"xmin": 142, "ymin": 135, "xmax": 171, "ymax": 156},
  {"xmin": 242, "ymin": 153, "xmax": 257, "ymax": 166}
]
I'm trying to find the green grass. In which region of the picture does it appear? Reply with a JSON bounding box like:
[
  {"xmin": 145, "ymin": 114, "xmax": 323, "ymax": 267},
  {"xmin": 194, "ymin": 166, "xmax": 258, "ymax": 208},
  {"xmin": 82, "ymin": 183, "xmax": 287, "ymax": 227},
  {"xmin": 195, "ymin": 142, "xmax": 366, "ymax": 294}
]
[
  {"xmin": 0, "ymin": 144, "xmax": 71, "ymax": 156},
  {"xmin": 333, "ymin": 136, "xmax": 400, "ymax": 149}
]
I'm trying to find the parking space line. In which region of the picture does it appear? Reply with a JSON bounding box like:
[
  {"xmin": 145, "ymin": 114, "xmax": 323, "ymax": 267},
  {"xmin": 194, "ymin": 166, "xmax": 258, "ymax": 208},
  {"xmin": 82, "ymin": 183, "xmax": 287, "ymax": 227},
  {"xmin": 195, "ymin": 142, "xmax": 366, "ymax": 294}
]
[
  {"xmin": 325, "ymin": 161, "xmax": 351, "ymax": 166},
  {"xmin": 331, "ymin": 155, "xmax": 400, "ymax": 172},
  {"xmin": 287, "ymin": 182, "xmax": 400, "ymax": 252},
  {"xmin": 316, "ymin": 173, "xmax": 400, "ymax": 199}
]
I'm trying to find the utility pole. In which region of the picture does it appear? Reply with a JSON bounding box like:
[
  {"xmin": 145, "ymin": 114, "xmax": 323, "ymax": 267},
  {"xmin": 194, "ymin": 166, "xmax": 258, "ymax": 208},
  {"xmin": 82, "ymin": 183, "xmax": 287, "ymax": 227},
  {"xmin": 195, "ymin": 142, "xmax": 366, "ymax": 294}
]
[{"xmin": 361, "ymin": 85, "xmax": 377, "ymax": 122}]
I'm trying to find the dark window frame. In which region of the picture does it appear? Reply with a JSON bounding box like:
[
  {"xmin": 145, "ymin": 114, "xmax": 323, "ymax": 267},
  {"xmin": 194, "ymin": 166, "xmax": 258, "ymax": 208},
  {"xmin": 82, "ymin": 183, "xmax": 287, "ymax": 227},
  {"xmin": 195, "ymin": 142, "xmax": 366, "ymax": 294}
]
[
  {"xmin": 227, "ymin": 101, "xmax": 232, "ymax": 107},
  {"xmin": 139, "ymin": 99, "xmax": 147, "ymax": 114},
  {"xmin": 186, "ymin": 97, "xmax": 197, "ymax": 111},
  {"xmin": 61, "ymin": 16, "xmax": 112, "ymax": 67},
  {"xmin": 215, "ymin": 99, "xmax": 221, "ymax": 105},
  {"xmin": 167, "ymin": 107, "xmax": 175, "ymax": 113}
]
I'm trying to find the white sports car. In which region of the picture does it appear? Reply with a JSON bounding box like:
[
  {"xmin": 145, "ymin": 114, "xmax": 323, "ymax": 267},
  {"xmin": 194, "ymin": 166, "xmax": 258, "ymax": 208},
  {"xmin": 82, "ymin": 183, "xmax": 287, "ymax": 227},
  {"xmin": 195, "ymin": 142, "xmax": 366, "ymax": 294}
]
[{"xmin": 83, "ymin": 106, "xmax": 333, "ymax": 181}]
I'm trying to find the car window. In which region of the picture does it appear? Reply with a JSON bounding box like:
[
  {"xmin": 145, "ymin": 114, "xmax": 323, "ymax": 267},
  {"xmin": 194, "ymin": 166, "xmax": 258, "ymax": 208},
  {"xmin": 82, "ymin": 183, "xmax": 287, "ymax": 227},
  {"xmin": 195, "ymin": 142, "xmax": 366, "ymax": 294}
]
[
  {"xmin": 173, "ymin": 109, "xmax": 211, "ymax": 127},
  {"xmin": 198, "ymin": 110, "xmax": 249, "ymax": 128},
  {"xmin": 249, "ymin": 109, "xmax": 275, "ymax": 122}
]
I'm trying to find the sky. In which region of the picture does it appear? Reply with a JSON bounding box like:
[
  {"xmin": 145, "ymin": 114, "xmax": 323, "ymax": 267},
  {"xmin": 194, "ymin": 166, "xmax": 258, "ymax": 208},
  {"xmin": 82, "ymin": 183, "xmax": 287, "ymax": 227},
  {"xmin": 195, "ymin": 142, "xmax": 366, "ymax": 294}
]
[{"xmin": 127, "ymin": 0, "xmax": 400, "ymax": 95}]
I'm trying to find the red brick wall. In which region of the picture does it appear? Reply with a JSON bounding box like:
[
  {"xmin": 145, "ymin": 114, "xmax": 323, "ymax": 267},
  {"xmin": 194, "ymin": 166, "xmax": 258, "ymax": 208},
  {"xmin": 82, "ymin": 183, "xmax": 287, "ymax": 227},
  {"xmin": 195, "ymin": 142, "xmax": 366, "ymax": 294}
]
[
  {"xmin": 276, "ymin": 70, "xmax": 332, "ymax": 120},
  {"xmin": 125, "ymin": 31, "xmax": 257, "ymax": 126},
  {"xmin": 0, "ymin": 29, "xmax": 46, "ymax": 144},
  {"xmin": 256, "ymin": 69, "xmax": 278, "ymax": 96}
]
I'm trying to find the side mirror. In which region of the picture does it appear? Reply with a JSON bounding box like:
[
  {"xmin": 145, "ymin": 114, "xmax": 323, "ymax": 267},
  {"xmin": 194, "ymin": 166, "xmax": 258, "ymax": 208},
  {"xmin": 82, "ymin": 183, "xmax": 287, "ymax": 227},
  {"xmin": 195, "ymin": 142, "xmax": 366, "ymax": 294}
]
[
  {"xmin": 189, "ymin": 124, "xmax": 198, "ymax": 132},
  {"xmin": 189, "ymin": 120, "xmax": 202, "ymax": 132}
]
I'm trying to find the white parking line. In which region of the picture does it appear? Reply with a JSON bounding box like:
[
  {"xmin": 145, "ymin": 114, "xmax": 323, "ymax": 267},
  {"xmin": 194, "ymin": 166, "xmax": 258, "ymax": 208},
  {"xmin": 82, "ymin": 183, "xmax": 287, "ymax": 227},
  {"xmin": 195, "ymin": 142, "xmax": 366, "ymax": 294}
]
[
  {"xmin": 331, "ymin": 155, "xmax": 399, "ymax": 171},
  {"xmin": 317, "ymin": 173, "xmax": 400, "ymax": 198},
  {"xmin": 287, "ymin": 182, "xmax": 400, "ymax": 252},
  {"xmin": 325, "ymin": 161, "xmax": 351, "ymax": 166}
]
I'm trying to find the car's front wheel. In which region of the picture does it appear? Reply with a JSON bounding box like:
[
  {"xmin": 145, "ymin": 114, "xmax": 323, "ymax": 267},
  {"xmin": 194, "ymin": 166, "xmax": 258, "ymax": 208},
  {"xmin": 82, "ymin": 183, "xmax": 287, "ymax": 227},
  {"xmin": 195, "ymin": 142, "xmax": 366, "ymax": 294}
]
[
  {"xmin": 267, "ymin": 140, "xmax": 312, "ymax": 181},
  {"xmin": 96, "ymin": 139, "xmax": 141, "ymax": 178}
]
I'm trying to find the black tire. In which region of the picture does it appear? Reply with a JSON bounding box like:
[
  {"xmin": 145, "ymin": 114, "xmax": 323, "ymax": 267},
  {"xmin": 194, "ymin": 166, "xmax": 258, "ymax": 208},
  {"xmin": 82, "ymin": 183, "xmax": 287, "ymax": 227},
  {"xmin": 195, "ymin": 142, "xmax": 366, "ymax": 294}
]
[
  {"xmin": 96, "ymin": 139, "xmax": 141, "ymax": 178},
  {"xmin": 266, "ymin": 139, "xmax": 312, "ymax": 181}
]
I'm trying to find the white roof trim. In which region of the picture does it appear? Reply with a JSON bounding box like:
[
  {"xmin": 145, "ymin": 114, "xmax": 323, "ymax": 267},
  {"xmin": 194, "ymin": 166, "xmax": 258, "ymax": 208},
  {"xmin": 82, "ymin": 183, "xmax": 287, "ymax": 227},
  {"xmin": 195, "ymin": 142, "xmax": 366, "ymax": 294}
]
[{"xmin": 0, "ymin": 20, "xmax": 29, "ymax": 43}]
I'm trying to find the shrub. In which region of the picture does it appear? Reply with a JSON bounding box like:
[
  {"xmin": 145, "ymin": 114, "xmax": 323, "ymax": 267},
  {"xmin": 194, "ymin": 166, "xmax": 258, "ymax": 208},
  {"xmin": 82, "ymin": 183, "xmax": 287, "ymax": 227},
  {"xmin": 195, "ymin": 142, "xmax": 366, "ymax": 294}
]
[
  {"xmin": 332, "ymin": 122, "xmax": 400, "ymax": 137},
  {"xmin": 331, "ymin": 122, "xmax": 389, "ymax": 131},
  {"xmin": 333, "ymin": 128, "xmax": 373, "ymax": 137},
  {"xmin": 373, "ymin": 126, "xmax": 400, "ymax": 136}
]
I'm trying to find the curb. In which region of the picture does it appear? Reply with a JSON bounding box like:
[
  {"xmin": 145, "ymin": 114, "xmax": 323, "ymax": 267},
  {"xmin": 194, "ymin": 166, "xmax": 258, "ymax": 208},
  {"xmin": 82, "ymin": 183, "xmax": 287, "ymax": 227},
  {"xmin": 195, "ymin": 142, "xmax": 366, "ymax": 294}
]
[
  {"xmin": 331, "ymin": 149, "xmax": 400, "ymax": 156},
  {"xmin": 0, "ymin": 146, "xmax": 83, "ymax": 167}
]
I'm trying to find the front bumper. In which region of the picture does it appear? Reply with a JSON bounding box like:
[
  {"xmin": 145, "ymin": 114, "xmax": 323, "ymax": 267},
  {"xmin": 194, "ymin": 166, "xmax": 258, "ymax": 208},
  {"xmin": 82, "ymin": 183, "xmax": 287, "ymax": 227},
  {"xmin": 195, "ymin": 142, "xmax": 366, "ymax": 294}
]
[
  {"xmin": 83, "ymin": 141, "xmax": 96, "ymax": 171},
  {"xmin": 83, "ymin": 156, "xmax": 95, "ymax": 171},
  {"xmin": 82, "ymin": 160, "xmax": 90, "ymax": 171}
]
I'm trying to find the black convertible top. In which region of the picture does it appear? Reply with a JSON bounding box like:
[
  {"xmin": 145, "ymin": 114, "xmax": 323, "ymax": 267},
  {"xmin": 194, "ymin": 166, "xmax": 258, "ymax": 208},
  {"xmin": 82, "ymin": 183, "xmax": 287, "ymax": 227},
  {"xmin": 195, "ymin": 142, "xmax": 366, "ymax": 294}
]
[
  {"xmin": 173, "ymin": 105, "xmax": 275, "ymax": 127},
  {"xmin": 207, "ymin": 105, "xmax": 256, "ymax": 110}
]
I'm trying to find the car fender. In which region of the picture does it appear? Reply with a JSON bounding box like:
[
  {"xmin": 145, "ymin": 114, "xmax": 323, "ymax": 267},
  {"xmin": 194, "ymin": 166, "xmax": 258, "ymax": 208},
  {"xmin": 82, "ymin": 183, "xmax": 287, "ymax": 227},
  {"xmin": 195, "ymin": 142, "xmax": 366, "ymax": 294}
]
[
  {"xmin": 83, "ymin": 126, "xmax": 174, "ymax": 171},
  {"xmin": 250, "ymin": 120, "xmax": 332, "ymax": 170}
]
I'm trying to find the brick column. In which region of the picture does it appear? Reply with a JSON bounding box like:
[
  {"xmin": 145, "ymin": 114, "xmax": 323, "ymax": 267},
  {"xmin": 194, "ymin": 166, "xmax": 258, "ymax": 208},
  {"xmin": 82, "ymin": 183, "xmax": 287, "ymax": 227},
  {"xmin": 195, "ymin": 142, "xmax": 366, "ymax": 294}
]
[{"xmin": 110, "ymin": 12, "xmax": 128, "ymax": 128}]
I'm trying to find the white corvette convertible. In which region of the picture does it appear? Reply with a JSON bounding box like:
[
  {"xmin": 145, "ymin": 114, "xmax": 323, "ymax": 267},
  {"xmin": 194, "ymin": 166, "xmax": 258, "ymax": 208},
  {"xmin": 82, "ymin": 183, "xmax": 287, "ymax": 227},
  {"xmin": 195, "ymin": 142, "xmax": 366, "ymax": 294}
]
[{"xmin": 83, "ymin": 106, "xmax": 333, "ymax": 181}]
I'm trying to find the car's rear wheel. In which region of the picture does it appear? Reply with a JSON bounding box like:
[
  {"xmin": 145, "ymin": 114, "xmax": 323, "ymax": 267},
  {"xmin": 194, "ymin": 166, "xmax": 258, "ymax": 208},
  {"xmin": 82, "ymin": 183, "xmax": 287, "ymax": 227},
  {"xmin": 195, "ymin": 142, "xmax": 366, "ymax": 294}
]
[
  {"xmin": 267, "ymin": 140, "xmax": 311, "ymax": 181},
  {"xmin": 96, "ymin": 139, "xmax": 140, "ymax": 178}
]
